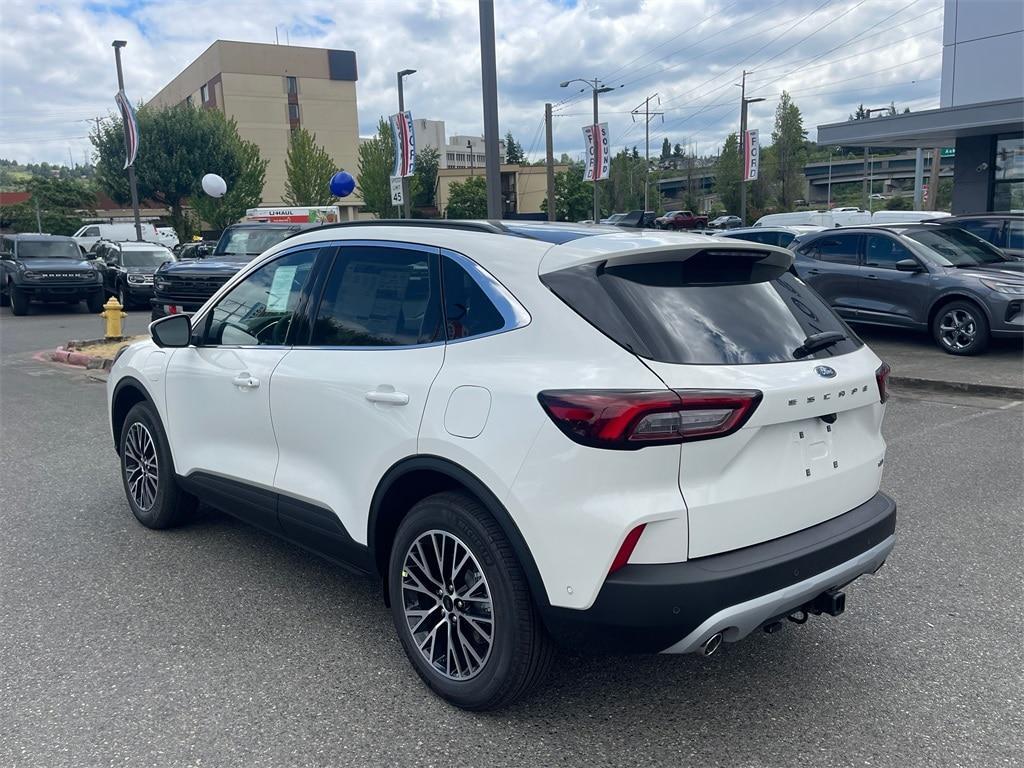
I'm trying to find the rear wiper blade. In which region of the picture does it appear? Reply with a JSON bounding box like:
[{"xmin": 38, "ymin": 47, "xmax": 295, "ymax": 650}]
[{"xmin": 793, "ymin": 331, "xmax": 846, "ymax": 359}]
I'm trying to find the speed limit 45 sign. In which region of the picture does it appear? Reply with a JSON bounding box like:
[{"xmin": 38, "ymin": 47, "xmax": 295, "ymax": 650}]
[{"xmin": 390, "ymin": 176, "xmax": 404, "ymax": 205}]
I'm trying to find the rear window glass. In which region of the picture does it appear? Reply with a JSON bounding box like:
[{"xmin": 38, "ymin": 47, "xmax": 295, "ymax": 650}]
[{"xmin": 543, "ymin": 257, "xmax": 861, "ymax": 365}]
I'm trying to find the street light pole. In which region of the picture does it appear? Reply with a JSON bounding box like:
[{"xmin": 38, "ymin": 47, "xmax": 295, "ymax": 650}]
[
  {"xmin": 737, "ymin": 70, "xmax": 764, "ymax": 225},
  {"xmin": 560, "ymin": 77, "xmax": 617, "ymax": 222},
  {"xmin": 112, "ymin": 40, "xmax": 142, "ymax": 241},
  {"xmin": 478, "ymin": 0, "xmax": 502, "ymax": 219},
  {"xmin": 397, "ymin": 69, "xmax": 416, "ymax": 219}
]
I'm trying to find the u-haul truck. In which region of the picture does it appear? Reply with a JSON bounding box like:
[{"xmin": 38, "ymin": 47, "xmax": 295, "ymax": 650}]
[{"xmin": 244, "ymin": 206, "xmax": 342, "ymax": 224}]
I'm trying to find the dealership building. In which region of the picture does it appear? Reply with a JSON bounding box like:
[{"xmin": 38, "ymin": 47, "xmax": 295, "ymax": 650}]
[
  {"xmin": 150, "ymin": 40, "xmax": 362, "ymax": 212},
  {"xmin": 816, "ymin": 0, "xmax": 1023, "ymax": 213}
]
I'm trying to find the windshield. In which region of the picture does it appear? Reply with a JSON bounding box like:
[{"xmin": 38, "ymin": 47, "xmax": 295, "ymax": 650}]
[
  {"xmin": 122, "ymin": 249, "xmax": 172, "ymax": 267},
  {"xmin": 906, "ymin": 228, "xmax": 1007, "ymax": 266},
  {"xmin": 216, "ymin": 228, "xmax": 294, "ymax": 257},
  {"xmin": 18, "ymin": 240, "xmax": 81, "ymax": 259}
]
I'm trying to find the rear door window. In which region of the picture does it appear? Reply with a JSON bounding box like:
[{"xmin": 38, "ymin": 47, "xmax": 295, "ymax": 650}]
[
  {"xmin": 809, "ymin": 233, "xmax": 861, "ymax": 265},
  {"xmin": 542, "ymin": 252, "xmax": 861, "ymax": 365},
  {"xmin": 309, "ymin": 245, "xmax": 442, "ymax": 346},
  {"xmin": 441, "ymin": 255, "xmax": 504, "ymax": 340}
]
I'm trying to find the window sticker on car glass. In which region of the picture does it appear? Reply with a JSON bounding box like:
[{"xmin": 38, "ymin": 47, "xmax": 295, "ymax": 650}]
[{"xmin": 267, "ymin": 265, "xmax": 297, "ymax": 311}]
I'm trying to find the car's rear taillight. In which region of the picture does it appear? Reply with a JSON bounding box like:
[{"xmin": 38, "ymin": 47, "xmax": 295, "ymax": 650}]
[
  {"xmin": 875, "ymin": 362, "xmax": 891, "ymax": 404},
  {"xmin": 609, "ymin": 524, "xmax": 646, "ymax": 575},
  {"xmin": 537, "ymin": 389, "xmax": 762, "ymax": 449}
]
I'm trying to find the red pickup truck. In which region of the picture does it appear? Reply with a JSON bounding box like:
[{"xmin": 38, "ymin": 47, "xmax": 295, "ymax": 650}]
[{"xmin": 654, "ymin": 210, "xmax": 709, "ymax": 230}]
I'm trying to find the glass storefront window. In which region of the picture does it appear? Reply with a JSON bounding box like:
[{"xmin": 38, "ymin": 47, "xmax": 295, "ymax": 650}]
[{"xmin": 994, "ymin": 135, "xmax": 1024, "ymax": 210}]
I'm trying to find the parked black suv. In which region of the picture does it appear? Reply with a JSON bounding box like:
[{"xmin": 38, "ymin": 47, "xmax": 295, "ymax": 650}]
[
  {"xmin": 151, "ymin": 222, "xmax": 316, "ymax": 320},
  {"xmin": 926, "ymin": 212, "xmax": 1023, "ymax": 260},
  {"xmin": 0, "ymin": 234, "xmax": 105, "ymax": 315}
]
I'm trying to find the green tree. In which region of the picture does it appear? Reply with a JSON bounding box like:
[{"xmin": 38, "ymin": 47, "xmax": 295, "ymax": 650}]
[
  {"xmin": 92, "ymin": 104, "xmax": 265, "ymax": 238},
  {"xmin": 282, "ymin": 128, "xmax": 338, "ymax": 206},
  {"xmin": 713, "ymin": 133, "xmax": 741, "ymax": 215},
  {"xmin": 884, "ymin": 195, "xmax": 912, "ymax": 210},
  {"xmin": 445, "ymin": 175, "xmax": 488, "ymax": 218},
  {"xmin": 602, "ymin": 147, "xmax": 647, "ymax": 214},
  {"xmin": 542, "ymin": 163, "xmax": 592, "ymax": 221},
  {"xmin": 356, "ymin": 117, "xmax": 397, "ymax": 219},
  {"xmin": 412, "ymin": 146, "xmax": 440, "ymax": 208},
  {"xmin": 772, "ymin": 91, "xmax": 807, "ymax": 211},
  {"xmin": 672, "ymin": 143, "xmax": 683, "ymax": 158},
  {"xmin": 7, "ymin": 177, "xmax": 95, "ymax": 235},
  {"xmin": 191, "ymin": 137, "xmax": 267, "ymax": 231},
  {"xmin": 660, "ymin": 138, "xmax": 671, "ymax": 160},
  {"xmin": 504, "ymin": 132, "xmax": 524, "ymax": 164}
]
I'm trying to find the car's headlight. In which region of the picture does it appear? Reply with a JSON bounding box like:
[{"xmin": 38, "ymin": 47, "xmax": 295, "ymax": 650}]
[
  {"xmin": 154, "ymin": 277, "xmax": 169, "ymax": 290},
  {"xmin": 979, "ymin": 278, "xmax": 1024, "ymax": 296},
  {"xmin": 127, "ymin": 273, "xmax": 152, "ymax": 285},
  {"xmin": 22, "ymin": 270, "xmax": 39, "ymax": 279}
]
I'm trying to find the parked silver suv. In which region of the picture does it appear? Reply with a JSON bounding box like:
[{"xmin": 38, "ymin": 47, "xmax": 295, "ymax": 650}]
[{"xmin": 792, "ymin": 224, "xmax": 1024, "ymax": 354}]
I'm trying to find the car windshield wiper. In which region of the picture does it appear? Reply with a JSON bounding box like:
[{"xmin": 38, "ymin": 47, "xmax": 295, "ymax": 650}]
[{"xmin": 793, "ymin": 331, "xmax": 847, "ymax": 359}]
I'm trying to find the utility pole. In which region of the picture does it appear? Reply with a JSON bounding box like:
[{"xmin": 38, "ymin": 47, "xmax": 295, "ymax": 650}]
[
  {"xmin": 631, "ymin": 93, "xmax": 663, "ymax": 212},
  {"xmin": 561, "ymin": 77, "xmax": 616, "ymax": 222},
  {"xmin": 927, "ymin": 147, "xmax": 943, "ymax": 210},
  {"xmin": 397, "ymin": 69, "xmax": 416, "ymax": 219},
  {"xmin": 478, "ymin": 0, "xmax": 502, "ymax": 219},
  {"xmin": 737, "ymin": 70, "xmax": 764, "ymax": 224},
  {"xmin": 112, "ymin": 40, "xmax": 143, "ymax": 241},
  {"xmin": 544, "ymin": 102, "xmax": 556, "ymax": 221},
  {"xmin": 34, "ymin": 196, "xmax": 42, "ymax": 233}
]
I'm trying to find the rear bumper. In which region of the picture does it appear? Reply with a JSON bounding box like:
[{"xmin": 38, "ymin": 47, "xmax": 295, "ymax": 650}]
[{"xmin": 541, "ymin": 491, "xmax": 896, "ymax": 654}]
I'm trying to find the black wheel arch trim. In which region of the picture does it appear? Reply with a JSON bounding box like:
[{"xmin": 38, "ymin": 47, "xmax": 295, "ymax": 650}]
[
  {"xmin": 110, "ymin": 375, "xmax": 159, "ymax": 453},
  {"xmin": 369, "ymin": 455, "xmax": 551, "ymax": 610},
  {"xmin": 927, "ymin": 291, "xmax": 993, "ymax": 325}
]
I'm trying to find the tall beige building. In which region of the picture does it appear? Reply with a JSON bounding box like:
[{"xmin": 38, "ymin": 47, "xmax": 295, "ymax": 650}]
[{"xmin": 150, "ymin": 40, "xmax": 361, "ymax": 208}]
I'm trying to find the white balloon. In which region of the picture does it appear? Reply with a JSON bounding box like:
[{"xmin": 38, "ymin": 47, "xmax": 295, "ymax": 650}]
[{"xmin": 201, "ymin": 173, "xmax": 227, "ymax": 198}]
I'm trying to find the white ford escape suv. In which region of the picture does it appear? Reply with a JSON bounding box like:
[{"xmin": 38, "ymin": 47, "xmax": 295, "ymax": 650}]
[{"xmin": 108, "ymin": 221, "xmax": 896, "ymax": 710}]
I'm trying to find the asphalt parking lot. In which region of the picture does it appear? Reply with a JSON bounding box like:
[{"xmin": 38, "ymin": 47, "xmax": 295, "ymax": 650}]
[{"xmin": 1, "ymin": 309, "xmax": 1022, "ymax": 767}]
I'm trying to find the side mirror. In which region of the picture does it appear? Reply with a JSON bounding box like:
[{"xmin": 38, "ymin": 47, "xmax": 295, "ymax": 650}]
[
  {"xmin": 895, "ymin": 258, "xmax": 921, "ymax": 272},
  {"xmin": 150, "ymin": 314, "xmax": 192, "ymax": 348}
]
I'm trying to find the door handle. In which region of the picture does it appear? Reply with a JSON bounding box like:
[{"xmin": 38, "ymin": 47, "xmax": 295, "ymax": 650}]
[
  {"xmin": 233, "ymin": 372, "xmax": 260, "ymax": 390},
  {"xmin": 366, "ymin": 389, "xmax": 409, "ymax": 406},
  {"xmin": 866, "ymin": 273, "xmax": 879, "ymax": 280},
  {"xmin": 807, "ymin": 268, "xmax": 821, "ymax": 275}
]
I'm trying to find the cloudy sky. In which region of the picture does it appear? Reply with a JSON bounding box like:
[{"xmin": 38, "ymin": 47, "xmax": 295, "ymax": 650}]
[{"xmin": 0, "ymin": 0, "xmax": 945, "ymax": 166}]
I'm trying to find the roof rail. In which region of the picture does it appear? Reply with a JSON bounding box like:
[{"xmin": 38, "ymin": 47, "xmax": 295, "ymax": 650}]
[{"xmin": 307, "ymin": 219, "xmax": 510, "ymax": 236}]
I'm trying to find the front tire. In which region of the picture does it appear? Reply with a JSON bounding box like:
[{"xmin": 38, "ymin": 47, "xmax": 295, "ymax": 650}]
[
  {"xmin": 9, "ymin": 288, "xmax": 28, "ymax": 316},
  {"xmin": 118, "ymin": 284, "xmax": 133, "ymax": 310},
  {"xmin": 119, "ymin": 402, "xmax": 198, "ymax": 529},
  {"xmin": 388, "ymin": 491, "xmax": 554, "ymax": 711},
  {"xmin": 932, "ymin": 299, "xmax": 989, "ymax": 355}
]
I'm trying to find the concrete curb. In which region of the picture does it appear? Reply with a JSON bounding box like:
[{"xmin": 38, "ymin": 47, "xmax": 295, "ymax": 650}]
[
  {"xmin": 51, "ymin": 346, "xmax": 114, "ymax": 371},
  {"xmin": 890, "ymin": 374, "xmax": 1024, "ymax": 400}
]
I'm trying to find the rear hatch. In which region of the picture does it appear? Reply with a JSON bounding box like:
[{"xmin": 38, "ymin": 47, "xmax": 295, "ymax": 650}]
[{"xmin": 542, "ymin": 238, "xmax": 887, "ymax": 558}]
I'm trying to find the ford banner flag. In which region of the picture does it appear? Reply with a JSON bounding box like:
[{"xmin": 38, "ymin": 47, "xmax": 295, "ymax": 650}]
[
  {"xmin": 115, "ymin": 90, "xmax": 140, "ymax": 170},
  {"xmin": 389, "ymin": 111, "xmax": 416, "ymax": 178},
  {"xmin": 743, "ymin": 129, "xmax": 759, "ymax": 182},
  {"xmin": 582, "ymin": 123, "xmax": 610, "ymax": 182}
]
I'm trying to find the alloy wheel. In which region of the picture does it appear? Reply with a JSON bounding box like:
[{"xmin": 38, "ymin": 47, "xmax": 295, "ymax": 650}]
[
  {"xmin": 938, "ymin": 308, "xmax": 977, "ymax": 351},
  {"xmin": 124, "ymin": 422, "xmax": 159, "ymax": 511},
  {"xmin": 401, "ymin": 530, "xmax": 494, "ymax": 681}
]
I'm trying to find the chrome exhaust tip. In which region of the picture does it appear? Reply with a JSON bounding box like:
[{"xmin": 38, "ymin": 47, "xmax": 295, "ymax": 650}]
[{"xmin": 701, "ymin": 632, "xmax": 723, "ymax": 656}]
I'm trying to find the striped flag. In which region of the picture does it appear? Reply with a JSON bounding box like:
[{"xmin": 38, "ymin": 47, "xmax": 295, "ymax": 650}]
[
  {"xmin": 389, "ymin": 111, "xmax": 416, "ymax": 177},
  {"xmin": 115, "ymin": 90, "xmax": 139, "ymax": 170},
  {"xmin": 582, "ymin": 123, "xmax": 610, "ymax": 182}
]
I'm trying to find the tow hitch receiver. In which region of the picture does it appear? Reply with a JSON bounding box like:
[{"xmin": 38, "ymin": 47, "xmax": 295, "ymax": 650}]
[{"xmin": 809, "ymin": 588, "xmax": 846, "ymax": 617}]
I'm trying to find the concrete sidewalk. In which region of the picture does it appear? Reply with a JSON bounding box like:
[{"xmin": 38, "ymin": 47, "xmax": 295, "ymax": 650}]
[{"xmin": 858, "ymin": 327, "xmax": 1023, "ymax": 398}]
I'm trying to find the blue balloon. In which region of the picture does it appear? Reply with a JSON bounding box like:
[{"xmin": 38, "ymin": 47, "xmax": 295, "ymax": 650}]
[{"xmin": 330, "ymin": 171, "xmax": 356, "ymax": 198}]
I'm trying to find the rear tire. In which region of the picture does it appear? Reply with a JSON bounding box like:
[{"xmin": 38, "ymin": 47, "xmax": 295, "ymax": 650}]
[
  {"xmin": 388, "ymin": 491, "xmax": 554, "ymax": 711},
  {"xmin": 119, "ymin": 402, "xmax": 198, "ymax": 529},
  {"xmin": 9, "ymin": 288, "xmax": 28, "ymax": 316},
  {"xmin": 931, "ymin": 299, "xmax": 989, "ymax": 355},
  {"xmin": 86, "ymin": 292, "xmax": 105, "ymax": 313}
]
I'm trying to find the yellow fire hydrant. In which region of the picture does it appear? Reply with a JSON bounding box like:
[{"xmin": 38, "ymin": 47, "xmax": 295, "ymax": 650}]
[{"xmin": 101, "ymin": 296, "xmax": 128, "ymax": 339}]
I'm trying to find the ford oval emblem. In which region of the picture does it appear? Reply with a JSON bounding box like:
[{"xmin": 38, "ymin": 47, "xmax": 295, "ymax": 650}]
[{"xmin": 815, "ymin": 365, "xmax": 837, "ymax": 379}]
